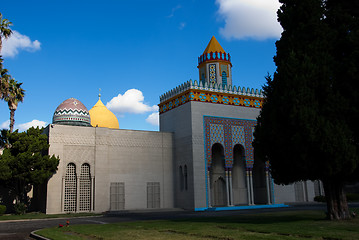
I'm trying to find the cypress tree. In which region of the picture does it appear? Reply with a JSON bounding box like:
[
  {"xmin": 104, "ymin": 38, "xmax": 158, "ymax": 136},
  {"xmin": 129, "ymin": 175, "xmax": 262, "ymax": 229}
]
[{"xmin": 253, "ymin": 0, "xmax": 359, "ymax": 220}]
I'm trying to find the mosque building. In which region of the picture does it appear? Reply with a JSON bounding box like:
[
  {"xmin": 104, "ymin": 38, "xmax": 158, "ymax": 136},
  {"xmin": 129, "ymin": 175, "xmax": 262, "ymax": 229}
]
[{"xmin": 40, "ymin": 37, "xmax": 322, "ymax": 214}]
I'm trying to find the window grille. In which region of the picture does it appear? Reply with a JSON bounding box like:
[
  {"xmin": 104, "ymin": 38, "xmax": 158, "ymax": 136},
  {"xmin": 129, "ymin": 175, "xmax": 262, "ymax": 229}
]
[
  {"xmin": 64, "ymin": 163, "xmax": 77, "ymax": 212},
  {"xmin": 110, "ymin": 182, "xmax": 125, "ymax": 211},
  {"xmin": 222, "ymin": 71, "xmax": 227, "ymax": 87},
  {"xmin": 79, "ymin": 164, "xmax": 91, "ymax": 211},
  {"xmin": 147, "ymin": 182, "xmax": 160, "ymax": 208}
]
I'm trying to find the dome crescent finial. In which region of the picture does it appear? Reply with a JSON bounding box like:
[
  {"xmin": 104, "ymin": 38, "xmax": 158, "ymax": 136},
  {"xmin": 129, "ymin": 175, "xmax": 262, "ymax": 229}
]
[{"xmin": 99, "ymin": 88, "xmax": 101, "ymax": 99}]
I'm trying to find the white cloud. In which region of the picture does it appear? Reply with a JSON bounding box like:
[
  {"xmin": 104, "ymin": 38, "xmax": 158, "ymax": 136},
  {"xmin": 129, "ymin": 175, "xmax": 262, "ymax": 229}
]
[
  {"xmin": 146, "ymin": 112, "xmax": 159, "ymax": 126},
  {"xmin": 216, "ymin": 0, "xmax": 282, "ymax": 40},
  {"xmin": 0, "ymin": 120, "xmax": 9, "ymax": 130},
  {"xmin": 17, "ymin": 120, "xmax": 47, "ymax": 132},
  {"xmin": 0, "ymin": 119, "xmax": 47, "ymax": 132},
  {"xmin": 2, "ymin": 30, "xmax": 41, "ymax": 57},
  {"xmin": 106, "ymin": 89, "xmax": 158, "ymax": 114}
]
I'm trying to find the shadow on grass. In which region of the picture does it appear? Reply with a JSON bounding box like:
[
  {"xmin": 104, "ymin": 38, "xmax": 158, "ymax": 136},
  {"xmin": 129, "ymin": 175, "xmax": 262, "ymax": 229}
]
[
  {"xmin": 170, "ymin": 210, "xmax": 331, "ymax": 225},
  {"xmin": 0, "ymin": 212, "xmax": 101, "ymax": 221}
]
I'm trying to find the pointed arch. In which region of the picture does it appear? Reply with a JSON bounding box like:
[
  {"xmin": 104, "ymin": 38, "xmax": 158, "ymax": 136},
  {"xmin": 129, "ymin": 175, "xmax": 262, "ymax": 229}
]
[{"xmin": 210, "ymin": 143, "xmax": 227, "ymax": 206}]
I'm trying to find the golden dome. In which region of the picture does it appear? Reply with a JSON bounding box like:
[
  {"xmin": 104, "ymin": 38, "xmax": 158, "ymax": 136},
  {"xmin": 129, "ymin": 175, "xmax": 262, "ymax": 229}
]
[{"xmin": 89, "ymin": 97, "xmax": 119, "ymax": 129}]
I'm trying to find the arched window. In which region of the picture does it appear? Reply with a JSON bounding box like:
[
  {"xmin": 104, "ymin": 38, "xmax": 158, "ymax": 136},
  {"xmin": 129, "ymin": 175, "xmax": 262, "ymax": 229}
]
[
  {"xmin": 64, "ymin": 163, "xmax": 77, "ymax": 212},
  {"xmin": 79, "ymin": 163, "xmax": 91, "ymax": 211},
  {"xmin": 184, "ymin": 165, "xmax": 188, "ymax": 190},
  {"xmin": 222, "ymin": 71, "xmax": 227, "ymax": 87}
]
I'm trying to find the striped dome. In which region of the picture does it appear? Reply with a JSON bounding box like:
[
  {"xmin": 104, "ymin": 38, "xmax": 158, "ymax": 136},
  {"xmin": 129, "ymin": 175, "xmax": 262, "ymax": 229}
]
[{"xmin": 52, "ymin": 98, "xmax": 92, "ymax": 127}]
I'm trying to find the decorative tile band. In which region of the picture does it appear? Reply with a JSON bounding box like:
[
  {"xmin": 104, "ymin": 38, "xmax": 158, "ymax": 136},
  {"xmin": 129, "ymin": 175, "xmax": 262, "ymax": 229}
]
[
  {"xmin": 159, "ymin": 89, "xmax": 263, "ymax": 114},
  {"xmin": 204, "ymin": 116, "xmax": 257, "ymax": 169}
]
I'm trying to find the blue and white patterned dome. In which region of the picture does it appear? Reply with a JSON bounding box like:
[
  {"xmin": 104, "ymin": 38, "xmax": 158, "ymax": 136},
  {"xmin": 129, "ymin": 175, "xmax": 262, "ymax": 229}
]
[{"xmin": 52, "ymin": 98, "xmax": 91, "ymax": 127}]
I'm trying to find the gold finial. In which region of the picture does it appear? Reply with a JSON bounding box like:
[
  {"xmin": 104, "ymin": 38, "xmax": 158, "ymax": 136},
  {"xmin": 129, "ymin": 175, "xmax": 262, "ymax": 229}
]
[{"xmin": 99, "ymin": 88, "xmax": 101, "ymax": 99}]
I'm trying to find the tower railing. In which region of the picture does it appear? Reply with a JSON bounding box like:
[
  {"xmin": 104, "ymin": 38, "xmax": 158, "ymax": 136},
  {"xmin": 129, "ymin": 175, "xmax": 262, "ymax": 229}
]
[{"xmin": 198, "ymin": 52, "xmax": 231, "ymax": 65}]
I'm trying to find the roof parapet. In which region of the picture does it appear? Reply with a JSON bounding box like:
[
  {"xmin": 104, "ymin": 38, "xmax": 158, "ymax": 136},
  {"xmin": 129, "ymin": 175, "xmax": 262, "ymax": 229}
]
[{"xmin": 159, "ymin": 80, "xmax": 263, "ymax": 103}]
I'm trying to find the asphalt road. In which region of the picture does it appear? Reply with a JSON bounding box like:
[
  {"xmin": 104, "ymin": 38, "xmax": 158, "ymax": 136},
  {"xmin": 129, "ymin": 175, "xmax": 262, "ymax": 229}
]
[{"xmin": 0, "ymin": 203, "xmax": 357, "ymax": 240}]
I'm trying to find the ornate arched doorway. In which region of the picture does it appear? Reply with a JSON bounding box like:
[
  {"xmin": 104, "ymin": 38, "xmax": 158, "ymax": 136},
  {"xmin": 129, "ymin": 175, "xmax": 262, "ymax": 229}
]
[
  {"xmin": 210, "ymin": 143, "xmax": 227, "ymax": 206},
  {"xmin": 253, "ymin": 160, "xmax": 267, "ymax": 204},
  {"xmin": 232, "ymin": 144, "xmax": 247, "ymax": 205}
]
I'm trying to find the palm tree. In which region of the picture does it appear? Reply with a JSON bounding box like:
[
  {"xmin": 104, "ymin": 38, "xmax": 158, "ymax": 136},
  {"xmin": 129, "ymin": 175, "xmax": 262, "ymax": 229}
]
[
  {"xmin": 0, "ymin": 13, "xmax": 12, "ymax": 104},
  {"xmin": 5, "ymin": 78, "xmax": 25, "ymax": 132},
  {"xmin": 0, "ymin": 57, "xmax": 10, "ymax": 100},
  {"xmin": 0, "ymin": 12, "xmax": 13, "ymax": 53}
]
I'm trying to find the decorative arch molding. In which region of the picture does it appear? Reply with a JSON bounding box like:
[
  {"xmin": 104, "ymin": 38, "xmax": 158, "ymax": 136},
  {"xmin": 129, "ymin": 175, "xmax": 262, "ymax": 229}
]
[
  {"xmin": 79, "ymin": 163, "xmax": 91, "ymax": 211},
  {"xmin": 204, "ymin": 116, "xmax": 256, "ymax": 169},
  {"xmin": 64, "ymin": 163, "xmax": 77, "ymax": 212},
  {"xmin": 63, "ymin": 162, "xmax": 94, "ymax": 213}
]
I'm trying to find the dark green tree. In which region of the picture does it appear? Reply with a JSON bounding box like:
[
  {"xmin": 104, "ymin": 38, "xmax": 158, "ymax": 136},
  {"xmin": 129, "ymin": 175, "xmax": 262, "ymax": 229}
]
[
  {"xmin": 253, "ymin": 0, "xmax": 359, "ymax": 220},
  {"xmin": 0, "ymin": 127, "xmax": 60, "ymax": 208}
]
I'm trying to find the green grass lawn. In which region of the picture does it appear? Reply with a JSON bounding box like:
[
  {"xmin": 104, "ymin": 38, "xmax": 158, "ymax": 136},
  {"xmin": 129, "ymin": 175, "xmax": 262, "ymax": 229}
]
[
  {"xmin": 36, "ymin": 209, "xmax": 359, "ymax": 240},
  {"xmin": 0, "ymin": 212, "xmax": 100, "ymax": 221}
]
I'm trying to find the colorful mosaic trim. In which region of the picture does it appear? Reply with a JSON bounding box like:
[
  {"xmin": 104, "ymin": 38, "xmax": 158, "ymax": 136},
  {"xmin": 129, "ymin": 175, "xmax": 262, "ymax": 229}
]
[
  {"xmin": 53, "ymin": 109, "xmax": 91, "ymax": 126},
  {"xmin": 232, "ymin": 126, "xmax": 245, "ymax": 147},
  {"xmin": 204, "ymin": 116, "xmax": 257, "ymax": 169},
  {"xmin": 209, "ymin": 64, "xmax": 217, "ymax": 84},
  {"xmin": 198, "ymin": 51, "xmax": 231, "ymax": 65},
  {"xmin": 220, "ymin": 64, "xmax": 229, "ymax": 77},
  {"xmin": 160, "ymin": 80, "xmax": 263, "ymax": 103},
  {"xmin": 54, "ymin": 109, "xmax": 90, "ymax": 116},
  {"xmin": 210, "ymin": 124, "xmax": 224, "ymax": 145},
  {"xmin": 159, "ymin": 89, "xmax": 263, "ymax": 114}
]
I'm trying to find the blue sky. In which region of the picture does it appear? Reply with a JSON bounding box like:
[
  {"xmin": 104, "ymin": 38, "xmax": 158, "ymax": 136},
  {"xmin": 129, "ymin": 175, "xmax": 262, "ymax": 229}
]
[{"xmin": 1, "ymin": 0, "xmax": 282, "ymax": 131}]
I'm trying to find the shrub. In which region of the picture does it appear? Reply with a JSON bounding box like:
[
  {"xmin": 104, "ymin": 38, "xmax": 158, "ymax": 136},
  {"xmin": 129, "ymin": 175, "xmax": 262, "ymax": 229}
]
[
  {"xmin": 14, "ymin": 202, "xmax": 27, "ymax": 215},
  {"xmin": 0, "ymin": 205, "xmax": 6, "ymax": 215}
]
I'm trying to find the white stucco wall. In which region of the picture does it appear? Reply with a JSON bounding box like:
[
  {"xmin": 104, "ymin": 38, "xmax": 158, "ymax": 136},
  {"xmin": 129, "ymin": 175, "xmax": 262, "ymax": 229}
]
[{"xmin": 46, "ymin": 124, "xmax": 174, "ymax": 214}]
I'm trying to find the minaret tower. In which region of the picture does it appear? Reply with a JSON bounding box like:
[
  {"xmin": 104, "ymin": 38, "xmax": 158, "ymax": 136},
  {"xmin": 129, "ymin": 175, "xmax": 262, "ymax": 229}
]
[{"xmin": 197, "ymin": 36, "xmax": 232, "ymax": 87}]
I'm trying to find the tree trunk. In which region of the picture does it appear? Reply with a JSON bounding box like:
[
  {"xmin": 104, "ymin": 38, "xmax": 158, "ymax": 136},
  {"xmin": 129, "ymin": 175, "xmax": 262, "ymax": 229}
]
[
  {"xmin": 9, "ymin": 109, "xmax": 15, "ymax": 133},
  {"xmin": 322, "ymin": 180, "xmax": 350, "ymax": 220}
]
